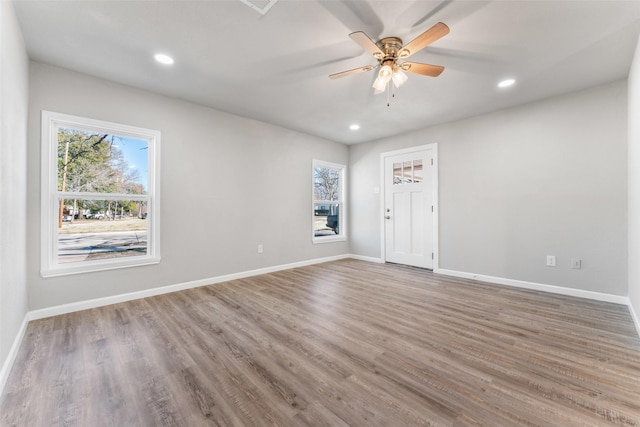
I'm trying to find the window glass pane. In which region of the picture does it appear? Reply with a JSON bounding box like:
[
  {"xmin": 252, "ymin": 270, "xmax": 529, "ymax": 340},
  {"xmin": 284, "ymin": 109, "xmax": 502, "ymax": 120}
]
[
  {"xmin": 57, "ymin": 198, "xmax": 148, "ymax": 264},
  {"xmin": 313, "ymin": 203, "xmax": 339, "ymax": 237},
  {"xmin": 403, "ymin": 161, "xmax": 412, "ymax": 183},
  {"xmin": 57, "ymin": 127, "xmax": 148, "ymax": 194},
  {"xmin": 312, "ymin": 160, "xmax": 345, "ymax": 243},
  {"xmin": 393, "ymin": 162, "xmax": 402, "ymax": 185},
  {"xmin": 413, "ymin": 159, "xmax": 423, "ymax": 183},
  {"xmin": 314, "ymin": 167, "xmax": 340, "ymax": 201}
]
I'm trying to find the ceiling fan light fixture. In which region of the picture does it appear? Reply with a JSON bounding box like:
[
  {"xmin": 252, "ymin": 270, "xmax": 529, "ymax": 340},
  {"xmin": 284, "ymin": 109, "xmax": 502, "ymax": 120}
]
[
  {"xmin": 391, "ymin": 68, "xmax": 408, "ymax": 88},
  {"xmin": 373, "ymin": 74, "xmax": 392, "ymax": 93},
  {"xmin": 372, "ymin": 76, "xmax": 388, "ymax": 93},
  {"xmin": 372, "ymin": 64, "xmax": 393, "ymax": 93},
  {"xmin": 379, "ymin": 64, "xmax": 393, "ymax": 78}
]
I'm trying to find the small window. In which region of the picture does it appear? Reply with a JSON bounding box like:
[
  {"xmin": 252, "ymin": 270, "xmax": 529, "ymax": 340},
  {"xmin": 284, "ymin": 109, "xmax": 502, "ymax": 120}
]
[
  {"xmin": 393, "ymin": 159, "xmax": 423, "ymax": 184},
  {"xmin": 41, "ymin": 111, "xmax": 160, "ymax": 277},
  {"xmin": 312, "ymin": 160, "xmax": 346, "ymax": 243}
]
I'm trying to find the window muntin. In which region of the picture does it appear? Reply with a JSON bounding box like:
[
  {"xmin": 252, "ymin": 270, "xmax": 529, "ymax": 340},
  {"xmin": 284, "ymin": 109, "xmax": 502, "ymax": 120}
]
[
  {"xmin": 41, "ymin": 111, "xmax": 160, "ymax": 277},
  {"xmin": 312, "ymin": 160, "xmax": 345, "ymax": 243}
]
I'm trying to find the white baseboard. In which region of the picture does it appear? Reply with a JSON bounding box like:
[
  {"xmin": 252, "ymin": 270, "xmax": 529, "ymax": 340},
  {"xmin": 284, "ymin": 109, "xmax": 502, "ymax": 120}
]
[
  {"xmin": 20, "ymin": 256, "xmax": 640, "ymax": 329},
  {"xmin": 28, "ymin": 254, "xmax": 351, "ymax": 321},
  {"xmin": 0, "ymin": 314, "xmax": 29, "ymax": 397},
  {"xmin": 436, "ymin": 268, "xmax": 630, "ymax": 305},
  {"xmin": 347, "ymin": 254, "xmax": 384, "ymax": 263}
]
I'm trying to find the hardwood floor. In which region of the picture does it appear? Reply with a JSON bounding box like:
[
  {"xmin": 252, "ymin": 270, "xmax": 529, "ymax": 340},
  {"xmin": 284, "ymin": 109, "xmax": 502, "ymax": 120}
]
[{"xmin": 2, "ymin": 259, "xmax": 640, "ymax": 426}]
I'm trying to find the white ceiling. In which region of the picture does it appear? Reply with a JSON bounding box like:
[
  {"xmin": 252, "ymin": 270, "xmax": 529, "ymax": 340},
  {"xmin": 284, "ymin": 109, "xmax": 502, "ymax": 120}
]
[{"xmin": 13, "ymin": 0, "xmax": 640, "ymax": 144}]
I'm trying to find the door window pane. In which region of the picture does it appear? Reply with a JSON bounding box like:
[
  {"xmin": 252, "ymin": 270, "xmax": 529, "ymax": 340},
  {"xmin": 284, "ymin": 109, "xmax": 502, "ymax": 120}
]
[
  {"xmin": 403, "ymin": 161, "xmax": 412, "ymax": 183},
  {"xmin": 393, "ymin": 162, "xmax": 402, "ymax": 184},
  {"xmin": 413, "ymin": 160, "xmax": 423, "ymax": 183},
  {"xmin": 394, "ymin": 159, "xmax": 424, "ymax": 184}
]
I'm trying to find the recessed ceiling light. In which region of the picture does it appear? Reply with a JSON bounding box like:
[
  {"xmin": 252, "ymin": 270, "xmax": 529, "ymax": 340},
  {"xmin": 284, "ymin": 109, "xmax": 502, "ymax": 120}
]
[
  {"xmin": 349, "ymin": 124, "xmax": 360, "ymax": 131},
  {"xmin": 498, "ymin": 78, "xmax": 516, "ymax": 88},
  {"xmin": 154, "ymin": 53, "xmax": 174, "ymax": 65}
]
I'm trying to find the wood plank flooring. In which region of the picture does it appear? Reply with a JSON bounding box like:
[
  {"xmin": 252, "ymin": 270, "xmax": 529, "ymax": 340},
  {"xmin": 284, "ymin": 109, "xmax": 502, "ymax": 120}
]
[{"xmin": 2, "ymin": 259, "xmax": 640, "ymax": 426}]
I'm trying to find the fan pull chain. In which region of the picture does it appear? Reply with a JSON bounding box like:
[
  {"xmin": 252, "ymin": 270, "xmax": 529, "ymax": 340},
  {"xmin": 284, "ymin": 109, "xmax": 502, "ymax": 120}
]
[{"xmin": 386, "ymin": 83, "xmax": 396, "ymax": 107}]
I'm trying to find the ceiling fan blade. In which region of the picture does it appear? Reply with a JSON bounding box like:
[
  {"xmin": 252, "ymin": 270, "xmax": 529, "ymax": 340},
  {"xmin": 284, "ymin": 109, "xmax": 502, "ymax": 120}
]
[
  {"xmin": 399, "ymin": 22, "xmax": 450, "ymax": 58},
  {"xmin": 329, "ymin": 65, "xmax": 375, "ymax": 79},
  {"xmin": 400, "ymin": 62, "xmax": 445, "ymax": 77},
  {"xmin": 349, "ymin": 31, "xmax": 384, "ymax": 59}
]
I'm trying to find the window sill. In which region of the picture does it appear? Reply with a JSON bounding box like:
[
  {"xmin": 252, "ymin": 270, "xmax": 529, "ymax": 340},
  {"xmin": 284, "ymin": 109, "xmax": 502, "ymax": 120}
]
[
  {"xmin": 41, "ymin": 256, "xmax": 160, "ymax": 278},
  {"xmin": 312, "ymin": 235, "xmax": 346, "ymax": 244}
]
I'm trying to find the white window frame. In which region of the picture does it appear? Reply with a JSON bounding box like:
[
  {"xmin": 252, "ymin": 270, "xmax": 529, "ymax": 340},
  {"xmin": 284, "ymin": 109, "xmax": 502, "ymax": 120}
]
[
  {"xmin": 312, "ymin": 159, "xmax": 346, "ymax": 244},
  {"xmin": 40, "ymin": 111, "xmax": 161, "ymax": 277}
]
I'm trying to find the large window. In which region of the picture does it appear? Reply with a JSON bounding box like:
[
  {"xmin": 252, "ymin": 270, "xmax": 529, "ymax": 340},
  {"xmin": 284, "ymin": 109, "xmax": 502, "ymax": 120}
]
[
  {"xmin": 41, "ymin": 111, "xmax": 160, "ymax": 277},
  {"xmin": 312, "ymin": 160, "xmax": 346, "ymax": 243}
]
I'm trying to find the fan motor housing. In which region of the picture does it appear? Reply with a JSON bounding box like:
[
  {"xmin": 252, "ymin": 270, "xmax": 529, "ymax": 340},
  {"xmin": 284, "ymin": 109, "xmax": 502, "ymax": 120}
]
[{"xmin": 376, "ymin": 37, "xmax": 403, "ymax": 60}]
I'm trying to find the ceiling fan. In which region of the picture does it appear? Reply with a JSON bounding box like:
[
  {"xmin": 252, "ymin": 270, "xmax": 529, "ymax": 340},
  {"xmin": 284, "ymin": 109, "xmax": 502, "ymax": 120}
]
[{"xmin": 329, "ymin": 22, "xmax": 449, "ymax": 102}]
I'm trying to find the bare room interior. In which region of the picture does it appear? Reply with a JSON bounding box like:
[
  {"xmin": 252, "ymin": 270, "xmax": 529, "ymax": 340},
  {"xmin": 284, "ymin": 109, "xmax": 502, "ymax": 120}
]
[{"xmin": 2, "ymin": 0, "xmax": 640, "ymax": 425}]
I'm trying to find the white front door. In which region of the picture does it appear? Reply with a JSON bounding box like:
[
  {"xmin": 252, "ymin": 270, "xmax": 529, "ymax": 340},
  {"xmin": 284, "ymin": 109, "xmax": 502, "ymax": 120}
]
[{"xmin": 383, "ymin": 147, "xmax": 435, "ymax": 269}]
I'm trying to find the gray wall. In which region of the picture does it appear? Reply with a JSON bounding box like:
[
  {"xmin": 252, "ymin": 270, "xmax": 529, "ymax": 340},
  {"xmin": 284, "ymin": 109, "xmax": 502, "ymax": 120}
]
[
  {"xmin": 27, "ymin": 62, "xmax": 349, "ymax": 310},
  {"xmin": 350, "ymin": 81, "xmax": 628, "ymax": 296},
  {"xmin": 629, "ymin": 36, "xmax": 640, "ymax": 326},
  {"xmin": 0, "ymin": 1, "xmax": 29, "ymax": 375}
]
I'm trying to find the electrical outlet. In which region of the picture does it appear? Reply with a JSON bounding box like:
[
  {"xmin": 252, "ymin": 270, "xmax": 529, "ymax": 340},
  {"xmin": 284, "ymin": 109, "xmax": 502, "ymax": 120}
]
[
  {"xmin": 546, "ymin": 255, "xmax": 556, "ymax": 267},
  {"xmin": 257, "ymin": 244, "xmax": 263, "ymax": 254},
  {"xmin": 571, "ymin": 258, "xmax": 582, "ymax": 269}
]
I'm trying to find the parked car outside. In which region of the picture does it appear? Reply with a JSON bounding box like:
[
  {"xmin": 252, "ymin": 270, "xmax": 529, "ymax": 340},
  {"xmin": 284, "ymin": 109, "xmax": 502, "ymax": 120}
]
[{"xmin": 326, "ymin": 215, "xmax": 339, "ymax": 234}]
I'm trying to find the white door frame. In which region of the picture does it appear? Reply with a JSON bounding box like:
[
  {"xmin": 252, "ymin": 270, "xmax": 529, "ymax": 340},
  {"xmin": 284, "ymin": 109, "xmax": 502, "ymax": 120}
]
[{"xmin": 380, "ymin": 143, "xmax": 439, "ymax": 270}]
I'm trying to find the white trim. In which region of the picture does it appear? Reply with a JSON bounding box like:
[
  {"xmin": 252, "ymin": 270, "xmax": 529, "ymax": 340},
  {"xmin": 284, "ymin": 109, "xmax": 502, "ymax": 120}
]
[
  {"xmin": 380, "ymin": 144, "xmax": 439, "ymax": 267},
  {"xmin": 629, "ymin": 300, "xmax": 640, "ymax": 338},
  {"xmin": 0, "ymin": 315, "xmax": 29, "ymax": 396},
  {"xmin": 42, "ymin": 257, "xmax": 161, "ymax": 278},
  {"xmin": 312, "ymin": 159, "xmax": 346, "ymax": 244},
  {"xmin": 27, "ymin": 257, "xmax": 640, "ymax": 321},
  {"xmin": 29, "ymin": 254, "xmax": 350, "ymax": 320},
  {"xmin": 432, "ymin": 145, "xmax": 439, "ymax": 270},
  {"xmin": 437, "ymin": 268, "xmax": 630, "ymax": 305},
  {"xmin": 40, "ymin": 110, "xmax": 161, "ymax": 277},
  {"xmin": 347, "ymin": 254, "xmax": 384, "ymax": 263}
]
